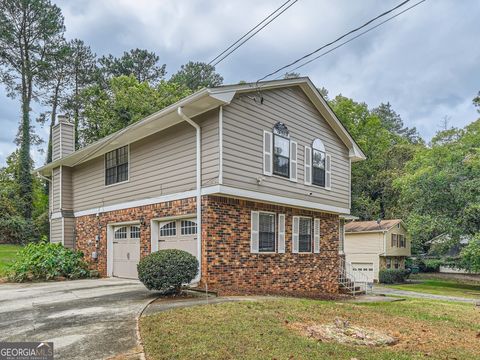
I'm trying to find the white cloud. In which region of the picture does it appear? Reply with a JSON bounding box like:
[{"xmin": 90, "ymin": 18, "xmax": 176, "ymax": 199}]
[{"xmin": 0, "ymin": 0, "xmax": 478, "ymax": 166}]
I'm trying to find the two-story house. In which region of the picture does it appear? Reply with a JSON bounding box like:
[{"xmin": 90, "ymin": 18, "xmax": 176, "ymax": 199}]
[
  {"xmin": 36, "ymin": 77, "xmax": 365, "ymax": 296},
  {"xmin": 344, "ymin": 219, "xmax": 411, "ymax": 282}
]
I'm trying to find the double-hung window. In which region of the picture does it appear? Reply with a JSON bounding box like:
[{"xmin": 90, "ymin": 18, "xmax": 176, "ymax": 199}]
[
  {"xmin": 298, "ymin": 217, "xmax": 312, "ymax": 253},
  {"xmin": 391, "ymin": 233, "xmax": 397, "ymax": 247},
  {"xmin": 259, "ymin": 212, "xmax": 276, "ymax": 252},
  {"xmin": 105, "ymin": 146, "xmax": 129, "ymax": 185},
  {"xmin": 272, "ymin": 122, "xmax": 290, "ymax": 178},
  {"xmin": 312, "ymin": 139, "xmax": 326, "ymax": 187}
]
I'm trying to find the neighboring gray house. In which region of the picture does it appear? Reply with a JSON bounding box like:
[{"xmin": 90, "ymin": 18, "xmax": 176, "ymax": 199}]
[{"xmin": 36, "ymin": 77, "xmax": 365, "ymax": 296}]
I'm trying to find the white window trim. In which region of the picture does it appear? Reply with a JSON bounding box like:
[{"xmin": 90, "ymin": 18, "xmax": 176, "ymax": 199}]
[
  {"xmin": 257, "ymin": 211, "xmax": 277, "ymax": 254},
  {"xmin": 104, "ymin": 144, "xmax": 130, "ymax": 188},
  {"xmin": 297, "ymin": 216, "xmax": 313, "ymax": 254}
]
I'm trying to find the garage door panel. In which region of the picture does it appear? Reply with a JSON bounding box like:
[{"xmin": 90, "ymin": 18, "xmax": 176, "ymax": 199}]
[
  {"xmin": 113, "ymin": 226, "xmax": 140, "ymax": 279},
  {"xmin": 158, "ymin": 219, "xmax": 197, "ymax": 257},
  {"xmin": 351, "ymin": 262, "xmax": 374, "ymax": 283}
]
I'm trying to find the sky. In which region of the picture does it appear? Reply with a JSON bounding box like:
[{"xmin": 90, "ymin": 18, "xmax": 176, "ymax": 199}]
[{"xmin": 0, "ymin": 0, "xmax": 479, "ymax": 167}]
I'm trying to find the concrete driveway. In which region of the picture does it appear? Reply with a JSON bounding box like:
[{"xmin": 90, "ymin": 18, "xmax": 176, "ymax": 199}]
[{"xmin": 0, "ymin": 278, "xmax": 156, "ymax": 360}]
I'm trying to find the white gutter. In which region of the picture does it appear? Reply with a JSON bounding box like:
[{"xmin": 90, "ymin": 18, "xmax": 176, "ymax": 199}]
[{"xmin": 177, "ymin": 107, "xmax": 202, "ymax": 283}]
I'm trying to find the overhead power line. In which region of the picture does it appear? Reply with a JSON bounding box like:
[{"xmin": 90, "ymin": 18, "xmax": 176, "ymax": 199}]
[
  {"xmin": 257, "ymin": 0, "xmax": 413, "ymax": 83},
  {"xmin": 210, "ymin": 0, "xmax": 299, "ymax": 67},
  {"xmin": 277, "ymin": 0, "xmax": 427, "ymax": 77},
  {"xmin": 209, "ymin": 0, "xmax": 297, "ymax": 66}
]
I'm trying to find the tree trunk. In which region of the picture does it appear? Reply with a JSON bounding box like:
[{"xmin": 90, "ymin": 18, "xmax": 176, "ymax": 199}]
[{"xmin": 19, "ymin": 93, "xmax": 33, "ymax": 219}]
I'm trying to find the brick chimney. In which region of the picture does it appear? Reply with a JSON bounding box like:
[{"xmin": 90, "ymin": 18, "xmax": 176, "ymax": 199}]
[{"xmin": 52, "ymin": 115, "xmax": 75, "ymax": 161}]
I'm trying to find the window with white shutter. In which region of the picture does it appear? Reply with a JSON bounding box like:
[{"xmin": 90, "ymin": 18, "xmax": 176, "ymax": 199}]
[
  {"xmin": 313, "ymin": 218, "xmax": 320, "ymax": 253},
  {"xmin": 251, "ymin": 211, "xmax": 259, "ymax": 253},
  {"xmin": 278, "ymin": 214, "xmax": 285, "ymax": 253},
  {"xmin": 259, "ymin": 212, "xmax": 275, "ymax": 252},
  {"xmin": 289, "ymin": 141, "xmax": 297, "ymax": 182},
  {"xmin": 298, "ymin": 217, "xmax": 312, "ymax": 253},
  {"xmin": 292, "ymin": 216, "xmax": 299, "ymax": 253},
  {"xmin": 263, "ymin": 131, "xmax": 273, "ymax": 176},
  {"xmin": 304, "ymin": 146, "xmax": 312, "ymax": 185},
  {"xmin": 325, "ymin": 154, "xmax": 332, "ymax": 190},
  {"xmin": 273, "ymin": 122, "xmax": 290, "ymax": 178}
]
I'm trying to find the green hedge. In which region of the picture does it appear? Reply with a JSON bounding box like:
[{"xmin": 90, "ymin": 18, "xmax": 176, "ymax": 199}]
[
  {"xmin": 137, "ymin": 249, "xmax": 198, "ymax": 294},
  {"xmin": 418, "ymin": 259, "xmax": 444, "ymax": 272},
  {"xmin": 8, "ymin": 242, "xmax": 90, "ymax": 282},
  {"xmin": 379, "ymin": 269, "xmax": 410, "ymax": 284}
]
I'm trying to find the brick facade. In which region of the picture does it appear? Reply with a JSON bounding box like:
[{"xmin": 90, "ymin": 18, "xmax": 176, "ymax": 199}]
[
  {"xmin": 75, "ymin": 195, "xmax": 340, "ymax": 297},
  {"xmin": 201, "ymin": 196, "xmax": 340, "ymax": 296}
]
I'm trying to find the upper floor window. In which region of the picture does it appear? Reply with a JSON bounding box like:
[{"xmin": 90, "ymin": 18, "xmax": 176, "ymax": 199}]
[
  {"xmin": 273, "ymin": 122, "xmax": 290, "ymax": 178},
  {"xmin": 105, "ymin": 146, "xmax": 129, "ymax": 186},
  {"xmin": 312, "ymin": 139, "xmax": 326, "ymax": 187}
]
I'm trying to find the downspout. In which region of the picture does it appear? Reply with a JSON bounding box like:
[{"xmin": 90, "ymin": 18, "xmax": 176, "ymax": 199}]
[{"xmin": 177, "ymin": 107, "xmax": 202, "ymax": 283}]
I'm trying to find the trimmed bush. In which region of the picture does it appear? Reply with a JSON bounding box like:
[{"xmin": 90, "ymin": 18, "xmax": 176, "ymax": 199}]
[
  {"xmin": 8, "ymin": 242, "xmax": 89, "ymax": 282},
  {"xmin": 419, "ymin": 258, "xmax": 444, "ymax": 273},
  {"xmin": 379, "ymin": 269, "xmax": 410, "ymax": 284},
  {"xmin": 137, "ymin": 249, "xmax": 198, "ymax": 293}
]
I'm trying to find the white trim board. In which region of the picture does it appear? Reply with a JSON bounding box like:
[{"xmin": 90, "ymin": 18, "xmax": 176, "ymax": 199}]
[{"xmin": 73, "ymin": 185, "xmax": 350, "ymax": 218}]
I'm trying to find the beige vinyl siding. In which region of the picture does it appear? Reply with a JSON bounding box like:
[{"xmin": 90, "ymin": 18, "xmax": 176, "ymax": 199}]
[
  {"xmin": 63, "ymin": 218, "xmax": 75, "ymax": 249},
  {"xmin": 222, "ymin": 86, "xmax": 350, "ymax": 210},
  {"xmin": 72, "ymin": 110, "xmax": 219, "ymax": 212},
  {"xmin": 62, "ymin": 167, "xmax": 73, "ymax": 210},
  {"xmin": 386, "ymin": 223, "xmax": 411, "ymax": 256},
  {"xmin": 52, "ymin": 167, "xmax": 61, "ymax": 212},
  {"xmin": 344, "ymin": 232, "xmax": 384, "ymax": 254},
  {"xmin": 50, "ymin": 218, "xmax": 63, "ymax": 243},
  {"xmin": 52, "ymin": 126, "xmax": 61, "ymax": 161},
  {"xmin": 61, "ymin": 123, "xmax": 75, "ymax": 155}
]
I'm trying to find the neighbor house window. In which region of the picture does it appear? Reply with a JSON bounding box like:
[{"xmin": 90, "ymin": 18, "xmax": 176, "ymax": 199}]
[
  {"xmin": 312, "ymin": 139, "xmax": 326, "ymax": 187},
  {"xmin": 391, "ymin": 233, "xmax": 397, "ymax": 247},
  {"xmin": 160, "ymin": 221, "xmax": 176, "ymax": 237},
  {"xmin": 181, "ymin": 220, "xmax": 197, "ymax": 235},
  {"xmin": 394, "ymin": 258, "xmax": 400, "ymax": 269},
  {"xmin": 105, "ymin": 145, "xmax": 129, "ymax": 185},
  {"xmin": 259, "ymin": 212, "xmax": 276, "ymax": 252},
  {"xmin": 398, "ymin": 234, "xmax": 406, "ymax": 248},
  {"xmin": 273, "ymin": 122, "xmax": 290, "ymax": 178},
  {"xmin": 299, "ymin": 217, "xmax": 312, "ymax": 253},
  {"xmin": 386, "ymin": 257, "xmax": 392, "ymax": 269}
]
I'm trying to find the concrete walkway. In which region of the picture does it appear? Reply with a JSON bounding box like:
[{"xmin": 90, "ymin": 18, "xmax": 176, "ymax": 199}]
[
  {"xmin": 0, "ymin": 278, "xmax": 157, "ymax": 360},
  {"xmin": 373, "ymin": 285, "xmax": 480, "ymax": 304}
]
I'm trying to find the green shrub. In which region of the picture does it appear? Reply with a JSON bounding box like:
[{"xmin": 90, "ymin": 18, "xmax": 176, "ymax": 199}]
[
  {"xmin": 419, "ymin": 258, "xmax": 444, "ymax": 272},
  {"xmin": 460, "ymin": 234, "xmax": 480, "ymax": 273},
  {"xmin": 8, "ymin": 242, "xmax": 89, "ymax": 282},
  {"xmin": 137, "ymin": 249, "xmax": 198, "ymax": 293},
  {"xmin": 379, "ymin": 269, "xmax": 410, "ymax": 284}
]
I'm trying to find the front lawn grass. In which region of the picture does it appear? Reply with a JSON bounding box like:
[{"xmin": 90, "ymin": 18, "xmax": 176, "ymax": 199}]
[
  {"xmin": 387, "ymin": 278, "xmax": 480, "ymax": 299},
  {"xmin": 140, "ymin": 297, "xmax": 480, "ymax": 360},
  {"xmin": 0, "ymin": 244, "xmax": 22, "ymax": 277}
]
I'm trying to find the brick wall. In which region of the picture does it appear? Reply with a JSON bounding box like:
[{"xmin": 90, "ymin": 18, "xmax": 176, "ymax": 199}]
[
  {"xmin": 201, "ymin": 196, "xmax": 340, "ymax": 296},
  {"xmin": 75, "ymin": 198, "xmax": 196, "ymax": 276},
  {"xmin": 74, "ymin": 195, "xmax": 341, "ymax": 296}
]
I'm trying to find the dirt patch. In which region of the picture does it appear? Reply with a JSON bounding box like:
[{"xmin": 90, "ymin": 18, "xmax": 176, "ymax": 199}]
[{"xmin": 290, "ymin": 318, "xmax": 396, "ymax": 346}]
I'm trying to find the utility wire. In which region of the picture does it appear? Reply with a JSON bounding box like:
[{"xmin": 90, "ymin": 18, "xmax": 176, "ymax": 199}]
[
  {"xmin": 210, "ymin": 0, "xmax": 299, "ymax": 67},
  {"xmin": 71, "ymin": 1, "xmax": 298, "ymax": 166},
  {"xmin": 257, "ymin": 0, "xmax": 412, "ymax": 83},
  {"xmin": 276, "ymin": 0, "xmax": 426, "ymax": 78},
  {"xmin": 208, "ymin": 0, "xmax": 295, "ymax": 66}
]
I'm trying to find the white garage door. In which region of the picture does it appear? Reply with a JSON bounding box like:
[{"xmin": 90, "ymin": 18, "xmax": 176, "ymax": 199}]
[
  {"xmin": 158, "ymin": 219, "xmax": 197, "ymax": 257},
  {"xmin": 351, "ymin": 262, "xmax": 375, "ymax": 283},
  {"xmin": 113, "ymin": 225, "xmax": 140, "ymax": 279}
]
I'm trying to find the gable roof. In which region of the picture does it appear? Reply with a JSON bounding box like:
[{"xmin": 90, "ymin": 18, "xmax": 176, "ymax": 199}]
[
  {"xmin": 345, "ymin": 219, "xmax": 403, "ymax": 233},
  {"xmin": 36, "ymin": 77, "xmax": 365, "ymax": 176}
]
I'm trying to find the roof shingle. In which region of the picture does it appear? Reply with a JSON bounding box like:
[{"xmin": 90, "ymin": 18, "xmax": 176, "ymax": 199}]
[{"xmin": 345, "ymin": 219, "xmax": 402, "ymax": 233}]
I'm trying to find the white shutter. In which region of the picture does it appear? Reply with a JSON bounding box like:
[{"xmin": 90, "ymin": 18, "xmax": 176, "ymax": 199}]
[
  {"xmin": 292, "ymin": 216, "xmax": 299, "ymax": 253},
  {"xmin": 304, "ymin": 146, "xmax": 312, "ymax": 185},
  {"xmin": 278, "ymin": 214, "xmax": 285, "ymax": 253},
  {"xmin": 325, "ymin": 154, "xmax": 332, "ymax": 190},
  {"xmin": 290, "ymin": 141, "xmax": 298, "ymax": 182},
  {"xmin": 313, "ymin": 218, "xmax": 320, "ymax": 253},
  {"xmin": 263, "ymin": 131, "xmax": 273, "ymax": 176},
  {"xmin": 251, "ymin": 211, "xmax": 259, "ymax": 253}
]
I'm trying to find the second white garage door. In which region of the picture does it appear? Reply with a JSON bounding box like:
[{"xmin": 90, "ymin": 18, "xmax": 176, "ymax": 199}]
[
  {"xmin": 351, "ymin": 262, "xmax": 375, "ymax": 283},
  {"xmin": 158, "ymin": 218, "xmax": 197, "ymax": 257}
]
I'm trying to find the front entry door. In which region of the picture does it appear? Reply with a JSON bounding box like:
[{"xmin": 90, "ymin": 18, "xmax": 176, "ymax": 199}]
[{"xmin": 113, "ymin": 225, "xmax": 140, "ymax": 279}]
